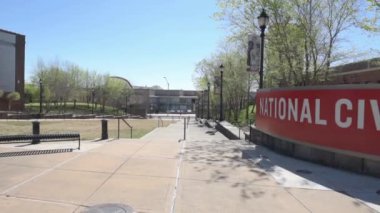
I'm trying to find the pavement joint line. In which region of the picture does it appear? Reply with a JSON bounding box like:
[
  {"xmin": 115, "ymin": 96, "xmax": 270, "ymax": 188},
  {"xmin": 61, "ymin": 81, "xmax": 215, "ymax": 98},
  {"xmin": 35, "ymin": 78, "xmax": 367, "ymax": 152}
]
[
  {"xmin": 54, "ymin": 168, "xmax": 115, "ymax": 175},
  {"xmin": 75, "ymin": 139, "xmax": 154, "ymax": 212},
  {"xmin": 133, "ymin": 154, "xmax": 179, "ymax": 159},
  {"xmin": 0, "ymin": 162, "xmax": 53, "ymax": 169},
  {"xmin": 175, "ymin": 177, "xmax": 281, "ymax": 187},
  {"xmin": 282, "ymin": 187, "xmax": 313, "ymax": 213},
  {"xmin": 131, "ymin": 156, "xmax": 178, "ymax": 160},
  {"xmin": 170, "ymin": 119, "xmax": 187, "ymax": 213},
  {"xmin": 104, "ymin": 173, "xmax": 177, "ymax": 180},
  {"xmin": 1, "ymin": 194, "xmax": 80, "ymax": 208},
  {"xmin": 1, "ymin": 150, "xmax": 87, "ymax": 195}
]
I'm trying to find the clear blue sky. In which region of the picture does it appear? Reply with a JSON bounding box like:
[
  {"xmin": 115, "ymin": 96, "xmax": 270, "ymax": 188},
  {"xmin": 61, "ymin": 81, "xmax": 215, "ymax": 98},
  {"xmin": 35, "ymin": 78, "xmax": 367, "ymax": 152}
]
[
  {"xmin": 1, "ymin": 1, "xmax": 379, "ymax": 90},
  {"xmin": 0, "ymin": 0, "xmax": 225, "ymax": 90}
]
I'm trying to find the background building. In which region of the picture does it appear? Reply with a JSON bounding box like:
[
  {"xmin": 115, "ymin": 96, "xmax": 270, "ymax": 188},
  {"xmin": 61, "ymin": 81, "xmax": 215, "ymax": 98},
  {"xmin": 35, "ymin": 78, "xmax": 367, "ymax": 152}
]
[
  {"xmin": 128, "ymin": 88, "xmax": 198, "ymax": 116},
  {"xmin": 0, "ymin": 29, "xmax": 25, "ymax": 111},
  {"xmin": 329, "ymin": 58, "xmax": 380, "ymax": 84},
  {"xmin": 149, "ymin": 89, "xmax": 198, "ymax": 113}
]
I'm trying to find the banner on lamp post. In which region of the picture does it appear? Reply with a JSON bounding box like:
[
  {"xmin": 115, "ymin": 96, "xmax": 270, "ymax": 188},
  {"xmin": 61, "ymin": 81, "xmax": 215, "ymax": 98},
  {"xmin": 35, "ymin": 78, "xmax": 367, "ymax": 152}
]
[{"xmin": 247, "ymin": 34, "xmax": 261, "ymax": 73}]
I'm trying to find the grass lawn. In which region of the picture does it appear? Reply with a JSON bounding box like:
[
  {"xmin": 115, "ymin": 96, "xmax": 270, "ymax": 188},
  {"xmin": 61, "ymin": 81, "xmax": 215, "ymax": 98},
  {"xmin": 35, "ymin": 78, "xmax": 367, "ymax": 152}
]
[
  {"xmin": 237, "ymin": 105, "xmax": 256, "ymax": 125},
  {"xmin": 0, "ymin": 119, "xmax": 174, "ymax": 140}
]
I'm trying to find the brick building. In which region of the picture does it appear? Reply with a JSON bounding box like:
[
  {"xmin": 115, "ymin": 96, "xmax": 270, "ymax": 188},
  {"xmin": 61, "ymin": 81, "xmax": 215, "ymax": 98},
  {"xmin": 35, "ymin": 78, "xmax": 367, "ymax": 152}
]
[
  {"xmin": 329, "ymin": 58, "xmax": 380, "ymax": 84},
  {"xmin": 128, "ymin": 88, "xmax": 198, "ymax": 116},
  {"xmin": 0, "ymin": 29, "xmax": 25, "ymax": 111}
]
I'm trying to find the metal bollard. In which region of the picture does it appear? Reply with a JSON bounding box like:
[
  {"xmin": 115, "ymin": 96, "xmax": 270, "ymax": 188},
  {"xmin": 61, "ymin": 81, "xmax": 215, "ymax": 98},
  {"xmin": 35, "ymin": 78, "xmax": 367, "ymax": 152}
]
[
  {"xmin": 32, "ymin": 121, "xmax": 40, "ymax": 144},
  {"xmin": 101, "ymin": 119, "xmax": 108, "ymax": 140}
]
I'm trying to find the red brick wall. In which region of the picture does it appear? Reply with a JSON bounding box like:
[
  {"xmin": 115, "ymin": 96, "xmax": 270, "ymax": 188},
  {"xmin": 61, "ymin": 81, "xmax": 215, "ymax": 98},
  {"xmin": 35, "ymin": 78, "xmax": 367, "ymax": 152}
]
[
  {"xmin": 329, "ymin": 58, "xmax": 380, "ymax": 85},
  {"xmin": 330, "ymin": 69, "xmax": 380, "ymax": 85},
  {"xmin": 0, "ymin": 33, "xmax": 25, "ymax": 111}
]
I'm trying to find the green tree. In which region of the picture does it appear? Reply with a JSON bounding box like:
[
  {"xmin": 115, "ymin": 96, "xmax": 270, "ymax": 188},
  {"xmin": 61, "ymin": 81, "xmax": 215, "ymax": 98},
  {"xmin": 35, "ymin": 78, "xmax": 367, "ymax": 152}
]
[
  {"xmin": 24, "ymin": 83, "xmax": 39, "ymax": 103},
  {"xmin": 105, "ymin": 77, "xmax": 131, "ymax": 111},
  {"xmin": 6, "ymin": 92, "xmax": 20, "ymax": 111},
  {"xmin": 30, "ymin": 59, "xmax": 132, "ymax": 114},
  {"xmin": 214, "ymin": 0, "xmax": 380, "ymax": 86},
  {"xmin": 194, "ymin": 45, "xmax": 257, "ymax": 123}
]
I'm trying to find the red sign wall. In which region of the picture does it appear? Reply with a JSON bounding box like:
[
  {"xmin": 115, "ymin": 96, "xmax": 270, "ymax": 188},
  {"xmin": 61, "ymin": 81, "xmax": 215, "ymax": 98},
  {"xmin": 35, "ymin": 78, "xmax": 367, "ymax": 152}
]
[{"xmin": 255, "ymin": 86, "xmax": 380, "ymax": 157}]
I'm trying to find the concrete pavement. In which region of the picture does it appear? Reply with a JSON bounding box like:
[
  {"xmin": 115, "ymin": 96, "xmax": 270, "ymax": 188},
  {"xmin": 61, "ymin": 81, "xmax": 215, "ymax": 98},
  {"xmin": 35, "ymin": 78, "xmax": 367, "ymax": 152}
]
[{"xmin": 0, "ymin": 119, "xmax": 378, "ymax": 212}]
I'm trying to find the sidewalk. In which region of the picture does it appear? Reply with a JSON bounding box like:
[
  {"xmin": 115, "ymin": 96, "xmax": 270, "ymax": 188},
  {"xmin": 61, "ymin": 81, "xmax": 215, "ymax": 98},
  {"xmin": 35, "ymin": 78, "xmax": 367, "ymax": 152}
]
[{"xmin": 0, "ymin": 119, "xmax": 378, "ymax": 212}]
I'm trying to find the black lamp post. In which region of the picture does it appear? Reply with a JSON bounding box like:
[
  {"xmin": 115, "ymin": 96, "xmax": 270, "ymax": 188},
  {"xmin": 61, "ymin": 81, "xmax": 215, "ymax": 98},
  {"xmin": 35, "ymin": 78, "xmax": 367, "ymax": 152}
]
[
  {"xmin": 207, "ymin": 82, "xmax": 210, "ymax": 120},
  {"xmin": 91, "ymin": 89, "xmax": 95, "ymax": 114},
  {"xmin": 257, "ymin": 9, "xmax": 269, "ymax": 89},
  {"xmin": 163, "ymin": 77, "xmax": 169, "ymax": 90},
  {"xmin": 219, "ymin": 64, "xmax": 224, "ymax": 121},
  {"xmin": 197, "ymin": 98, "xmax": 200, "ymax": 118},
  {"xmin": 201, "ymin": 91, "xmax": 204, "ymax": 119},
  {"xmin": 39, "ymin": 78, "xmax": 43, "ymax": 114},
  {"xmin": 125, "ymin": 95, "xmax": 128, "ymax": 114}
]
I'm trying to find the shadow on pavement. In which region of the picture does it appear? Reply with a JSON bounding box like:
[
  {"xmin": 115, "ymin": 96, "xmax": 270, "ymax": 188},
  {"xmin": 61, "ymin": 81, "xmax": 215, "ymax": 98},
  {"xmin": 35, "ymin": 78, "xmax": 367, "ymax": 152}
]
[
  {"xmin": 183, "ymin": 139, "xmax": 271, "ymax": 200},
  {"xmin": 242, "ymin": 145, "xmax": 380, "ymax": 209},
  {"xmin": 0, "ymin": 148, "xmax": 73, "ymax": 158}
]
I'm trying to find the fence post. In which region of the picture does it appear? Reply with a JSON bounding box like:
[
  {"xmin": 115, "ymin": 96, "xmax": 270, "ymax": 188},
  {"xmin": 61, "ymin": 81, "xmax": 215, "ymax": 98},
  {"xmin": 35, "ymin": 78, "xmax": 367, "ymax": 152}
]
[
  {"xmin": 32, "ymin": 121, "xmax": 40, "ymax": 144},
  {"xmin": 101, "ymin": 119, "xmax": 108, "ymax": 140}
]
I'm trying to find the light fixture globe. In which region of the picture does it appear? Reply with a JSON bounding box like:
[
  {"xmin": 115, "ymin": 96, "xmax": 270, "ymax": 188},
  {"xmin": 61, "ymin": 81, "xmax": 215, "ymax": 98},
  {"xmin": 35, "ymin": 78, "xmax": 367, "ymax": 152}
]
[
  {"xmin": 257, "ymin": 9, "xmax": 269, "ymax": 29},
  {"xmin": 219, "ymin": 64, "xmax": 224, "ymax": 72}
]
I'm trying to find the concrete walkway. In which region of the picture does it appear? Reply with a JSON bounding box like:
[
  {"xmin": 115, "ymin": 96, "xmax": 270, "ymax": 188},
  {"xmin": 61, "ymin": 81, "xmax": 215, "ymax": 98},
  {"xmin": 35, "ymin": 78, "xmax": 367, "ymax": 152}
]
[{"xmin": 0, "ymin": 119, "xmax": 379, "ymax": 212}]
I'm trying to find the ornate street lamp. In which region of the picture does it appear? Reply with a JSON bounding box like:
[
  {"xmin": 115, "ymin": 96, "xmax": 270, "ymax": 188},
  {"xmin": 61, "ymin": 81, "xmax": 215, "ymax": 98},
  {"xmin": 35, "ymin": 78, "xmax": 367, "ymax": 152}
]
[
  {"xmin": 39, "ymin": 78, "xmax": 43, "ymax": 114},
  {"xmin": 257, "ymin": 9, "xmax": 269, "ymax": 89},
  {"xmin": 125, "ymin": 95, "xmax": 128, "ymax": 114},
  {"xmin": 197, "ymin": 97, "xmax": 200, "ymax": 118},
  {"xmin": 207, "ymin": 81, "xmax": 210, "ymax": 120},
  {"xmin": 219, "ymin": 64, "xmax": 224, "ymax": 121},
  {"xmin": 91, "ymin": 89, "xmax": 95, "ymax": 114},
  {"xmin": 163, "ymin": 77, "xmax": 169, "ymax": 90},
  {"xmin": 201, "ymin": 90, "xmax": 204, "ymax": 119}
]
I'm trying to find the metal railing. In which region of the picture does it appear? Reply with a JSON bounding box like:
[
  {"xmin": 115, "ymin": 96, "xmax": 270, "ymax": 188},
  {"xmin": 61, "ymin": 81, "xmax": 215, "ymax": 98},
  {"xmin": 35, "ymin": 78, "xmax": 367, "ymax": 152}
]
[
  {"xmin": 157, "ymin": 117, "xmax": 164, "ymax": 127},
  {"xmin": 117, "ymin": 117, "xmax": 133, "ymax": 139},
  {"xmin": 180, "ymin": 117, "xmax": 191, "ymax": 141}
]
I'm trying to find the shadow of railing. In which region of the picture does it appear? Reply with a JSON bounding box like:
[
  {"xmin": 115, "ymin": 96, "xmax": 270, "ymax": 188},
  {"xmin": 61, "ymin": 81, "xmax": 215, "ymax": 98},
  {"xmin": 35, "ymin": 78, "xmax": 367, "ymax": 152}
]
[{"xmin": 0, "ymin": 148, "xmax": 73, "ymax": 158}]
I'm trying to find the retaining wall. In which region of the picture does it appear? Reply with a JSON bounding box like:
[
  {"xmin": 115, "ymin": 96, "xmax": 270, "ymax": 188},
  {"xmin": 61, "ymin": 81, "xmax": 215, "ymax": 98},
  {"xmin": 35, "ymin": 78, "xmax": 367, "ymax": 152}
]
[{"xmin": 247, "ymin": 126, "xmax": 380, "ymax": 178}]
